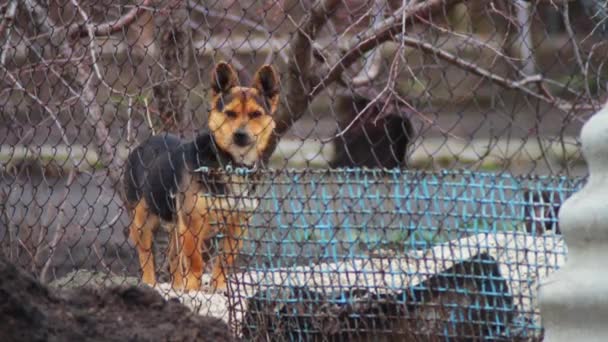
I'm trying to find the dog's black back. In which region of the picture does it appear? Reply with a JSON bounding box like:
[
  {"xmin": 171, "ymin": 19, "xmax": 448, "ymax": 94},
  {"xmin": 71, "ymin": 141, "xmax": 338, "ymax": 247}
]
[{"xmin": 123, "ymin": 132, "xmax": 233, "ymax": 222}]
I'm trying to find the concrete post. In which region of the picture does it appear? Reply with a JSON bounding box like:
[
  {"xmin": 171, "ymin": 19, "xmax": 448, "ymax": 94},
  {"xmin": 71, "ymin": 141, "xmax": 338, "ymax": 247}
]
[{"xmin": 539, "ymin": 102, "xmax": 608, "ymax": 341}]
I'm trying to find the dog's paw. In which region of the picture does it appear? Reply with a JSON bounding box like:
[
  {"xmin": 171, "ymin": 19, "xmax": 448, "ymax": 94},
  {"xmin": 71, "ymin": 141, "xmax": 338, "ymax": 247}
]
[{"xmin": 201, "ymin": 283, "xmax": 228, "ymax": 295}]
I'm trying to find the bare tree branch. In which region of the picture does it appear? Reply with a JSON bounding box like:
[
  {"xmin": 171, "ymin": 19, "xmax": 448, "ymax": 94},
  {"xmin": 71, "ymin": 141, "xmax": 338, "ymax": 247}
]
[
  {"xmin": 326, "ymin": 42, "xmax": 405, "ymax": 143},
  {"xmin": 351, "ymin": 0, "xmax": 387, "ymax": 87},
  {"xmin": 311, "ymin": 0, "xmax": 596, "ymax": 113},
  {"xmin": 1, "ymin": 2, "xmax": 72, "ymax": 149},
  {"xmin": 39, "ymin": 169, "xmax": 76, "ymax": 284},
  {"xmin": 0, "ymin": 2, "xmax": 17, "ymax": 66},
  {"xmin": 188, "ymin": 1, "xmax": 289, "ymax": 65},
  {"xmin": 385, "ymin": 35, "xmax": 587, "ymax": 111},
  {"xmin": 19, "ymin": 0, "xmax": 52, "ymax": 32},
  {"xmin": 15, "ymin": 0, "xmax": 154, "ymax": 184},
  {"xmin": 262, "ymin": 0, "xmax": 462, "ymax": 163},
  {"xmin": 71, "ymin": 0, "xmax": 124, "ymax": 183},
  {"xmin": 262, "ymin": 0, "xmax": 342, "ymax": 161},
  {"xmin": 150, "ymin": 0, "xmax": 194, "ymax": 134},
  {"xmin": 562, "ymin": 0, "xmax": 591, "ymax": 100},
  {"xmin": 67, "ymin": 0, "xmax": 152, "ymax": 38},
  {"xmin": 311, "ymin": 0, "xmax": 462, "ymax": 99}
]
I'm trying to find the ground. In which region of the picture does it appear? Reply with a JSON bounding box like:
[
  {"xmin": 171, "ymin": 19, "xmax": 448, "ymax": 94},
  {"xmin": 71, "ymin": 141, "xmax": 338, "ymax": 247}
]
[{"xmin": 0, "ymin": 255, "xmax": 235, "ymax": 342}]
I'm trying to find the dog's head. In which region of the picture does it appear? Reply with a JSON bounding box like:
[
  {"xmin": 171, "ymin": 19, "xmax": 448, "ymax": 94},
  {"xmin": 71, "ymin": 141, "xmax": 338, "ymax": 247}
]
[{"xmin": 208, "ymin": 62, "xmax": 279, "ymax": 167}]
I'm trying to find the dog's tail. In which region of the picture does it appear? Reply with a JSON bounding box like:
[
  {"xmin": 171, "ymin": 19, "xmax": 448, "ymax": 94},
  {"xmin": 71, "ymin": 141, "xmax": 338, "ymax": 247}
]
[{"xmin": 122, "ymin": 147, "xmax": 145, "ymax": 210}]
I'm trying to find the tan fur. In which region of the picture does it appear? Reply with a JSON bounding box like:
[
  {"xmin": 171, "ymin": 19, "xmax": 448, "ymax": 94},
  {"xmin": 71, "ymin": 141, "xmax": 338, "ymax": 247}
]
[
  {"xmin": 127, "ymin": 62, "xmax": 278, "ymax": 292},
  {"xmin": 128, "ymin": 200, "xmax": 160, "ymax": 286},
  {"xmin": 208, "ymin": 63, "xmax": 278, "ymax": 167}
]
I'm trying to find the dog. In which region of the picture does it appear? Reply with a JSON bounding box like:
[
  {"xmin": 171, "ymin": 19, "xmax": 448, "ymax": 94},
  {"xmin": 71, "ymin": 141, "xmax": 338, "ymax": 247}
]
[
  {"xmin": 329, "ymin": 93, "xmax": 414, "ymax": 169},
  {"xmin": 523, "ymin": 190, "xmax": 562, "ymax": 236},
  {"xmin": 122, "ymin": 62, "xmax": 279, "ymax": 292}
]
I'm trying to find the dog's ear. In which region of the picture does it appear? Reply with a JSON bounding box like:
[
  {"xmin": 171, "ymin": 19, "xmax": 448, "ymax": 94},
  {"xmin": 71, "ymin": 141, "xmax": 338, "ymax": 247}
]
[
  {"xmin": 252, "ymin": 65, "xmax": 279, "ymax": 113},
  {"xmin": 211, "ymin": 62, "xmax": 239, "ymax": 95}
]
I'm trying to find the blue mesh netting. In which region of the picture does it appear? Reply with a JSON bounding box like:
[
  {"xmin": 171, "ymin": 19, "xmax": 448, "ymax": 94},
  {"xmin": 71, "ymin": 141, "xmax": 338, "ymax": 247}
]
[
  {"xmin": 236, "ymin": 169, "xmax": 581, "ymax": 263},
  {"xmin": 199, "ymin": 168, "xmax": 584, "ymax": 340}
]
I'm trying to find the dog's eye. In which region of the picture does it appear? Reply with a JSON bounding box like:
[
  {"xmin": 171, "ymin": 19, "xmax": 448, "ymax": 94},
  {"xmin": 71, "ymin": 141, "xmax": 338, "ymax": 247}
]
[
  {"xmin": 225, "ymin": 110, "xmax": 237, "ymax": 118},
  {"xmin": 249, "ymin": 111, "xmax": 262, "ymax": 119}
]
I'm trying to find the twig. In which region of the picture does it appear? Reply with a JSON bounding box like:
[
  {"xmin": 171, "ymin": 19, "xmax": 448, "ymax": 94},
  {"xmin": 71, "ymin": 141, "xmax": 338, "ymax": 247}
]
[
  {"xmin": 188, "ymin": 2, "xmax": 289, "ymax": 64},
  {"xmin": 513, "ymin": 74, "xmax": 544, "ymax": 87},
  {"xmin": 394, "ymin": 92, "xmax": 463, "ymax": 140},
  {"xmin": 20, "ymin": 1, "xmax": 153, "ymax": 106},
  {"xmin": 586, "ymin": 41, "xmax": 607, "ymax": 112},
  {"xmin": 71, "ymin": 0, "xmax": 129, "ymax": 182},
  {"xmin": 351, "ymin": 0, "xmax": 387, "ymax": 87},
  {"xmin": 415, "ymin": 13, "xmax": 522, "ymax": 63},
  {"xmin": 32, "ymin": 199, "xmax": 54, "ymax": 274},
  {"xmin": 67, "ymin": 0, "xmax": 152, "ymax": 38},
  {"xmin": 270, "ymin": 0, "xmax": 342, "ymax": 143},
  {"xmin": 330, "ymin": 30, "xmax": 586, "ymax": 112},
  {"xmin": 78, "ymin": 65, "xmax": 123, "ymax": 182},
  {"xmin": 1, "ymin": 68, "xmax": 72, "ymax": 146},
  {"xmin": 0, "ymin": 1, "xmax": 17, "ymax": 65},
  {"xmin": 9, "ymin": 55, "xmax": 87, "ymax": 75},
  {"xmin": 70, "ymin": 0, "xmax": 127, "ymax": 96},
  {"xmin": 310, "ymin": 0, "xmax": 460, "ymax": 98},
  {"xmin": 19, "ymin": 0, "xmax": 59, "ymax": 39},
  {"xmin": 562, "ymin": 0, "xmax": 591, "ymax": 99},
  {"xmin": 324, "ymin": 44, "xmax": 404, "ymax": 143},
  {"xmin": 144, "ymin": 96, "xmax": 156, "ymax": 135},
  {"xmin": 0, "ymin": 0, "xmax": 17, "ymax": 38},
  {"xmin": 18, "ymin": 238, "xmax": 35, "ymax": 263},
  {"xmin": 581, "ymin": 15, "xmax": 608, "ymax": 44},
  {"xmin": 265, "ymin": 0, "xmax": 470, "ymax": 161},
  {"xmin": 335, "ymin": 3, "xmax": 376, "ymax": 41},
  {"xmin": 396, "ymin": 36, "xmax": 582, "ymax": 109},
  {"xmin": 39, "ymin": 169, "xmax": 76, "ymax": 284},
  {"xmin": 489, "ymin": 1, "xmax": 519, "ymax": 28},
  {"xmin": 15, "ymin": 1, "xmax": 125, "ymax": 180},
  {"xmin": 12, "ymin": 27, "xmax": 89, "ymax": 109},
  {"xmin": 92, "ymin": 243, "xmax": 120, "ymax": 277},
  {"xmin": 127, "ymin": 97, "xmax": 133, "ymax": 144},
  {"xmin": 150, "ymin": 0, "xmax": 194, "ymax": 134}
]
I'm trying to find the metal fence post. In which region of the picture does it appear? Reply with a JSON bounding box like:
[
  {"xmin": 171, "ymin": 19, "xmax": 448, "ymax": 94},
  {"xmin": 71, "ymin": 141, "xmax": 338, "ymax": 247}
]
[{"xmin": 539, "ymin": 102, "xmax": 608, "ymax": 341}]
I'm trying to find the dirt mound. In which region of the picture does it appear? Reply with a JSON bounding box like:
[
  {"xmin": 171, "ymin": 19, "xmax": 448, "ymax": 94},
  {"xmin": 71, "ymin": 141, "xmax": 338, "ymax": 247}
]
[{"xmin": 0, "ymin": 256, "xmax": 234, "ymax": 342}]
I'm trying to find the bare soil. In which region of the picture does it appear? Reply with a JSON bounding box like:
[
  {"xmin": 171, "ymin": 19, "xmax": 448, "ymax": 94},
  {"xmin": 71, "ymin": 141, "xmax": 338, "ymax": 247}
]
[{"xmin": 0, "ymin": 255, "xmax": 235, "ymax": 342}]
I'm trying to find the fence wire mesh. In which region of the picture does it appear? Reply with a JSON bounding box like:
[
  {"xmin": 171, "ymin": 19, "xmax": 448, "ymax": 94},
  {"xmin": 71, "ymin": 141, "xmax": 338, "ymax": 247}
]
[{"xmin": 0, "ymin": 0, "xmax": 605, "ymax": 340}]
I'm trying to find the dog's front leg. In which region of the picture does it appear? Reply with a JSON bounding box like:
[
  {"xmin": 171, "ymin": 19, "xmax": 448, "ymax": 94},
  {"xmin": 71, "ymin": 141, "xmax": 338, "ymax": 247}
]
[
  {"xmin": 210, "ymin": 212, "xmax": 247, "ymax": 292},
  {"xmin": 176, "ymin": 194, "xmax": 217, "ymax": 291}
]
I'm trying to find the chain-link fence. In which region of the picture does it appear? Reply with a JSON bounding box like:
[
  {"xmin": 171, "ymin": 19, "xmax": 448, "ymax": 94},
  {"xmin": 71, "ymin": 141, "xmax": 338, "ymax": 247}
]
[{"xmin": 0, "ymin": 0, "xmax": 605, "ymax": 340}]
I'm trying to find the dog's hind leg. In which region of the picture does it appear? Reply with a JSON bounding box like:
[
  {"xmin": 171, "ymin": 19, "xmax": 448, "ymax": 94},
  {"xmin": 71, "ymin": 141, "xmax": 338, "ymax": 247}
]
[
  {"xmin": 128, "ymin": 200, "xmax": 160, "ymax": 286},
  {"xmin": 168, "ymin": 222, "xmax": 188, "ymax": 290}
]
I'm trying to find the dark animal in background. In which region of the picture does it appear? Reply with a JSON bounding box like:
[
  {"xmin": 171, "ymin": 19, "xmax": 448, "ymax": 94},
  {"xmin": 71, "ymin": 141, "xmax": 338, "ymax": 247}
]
[
  {"xmin": 523, "ymin": 190, "xmax": 562, "ymax": 236},
  {"xmin": 329, "ymin": 94, "xmax": 415, "ymax": 169},
  {"xmin": 122, "ymin": 62, "xmax": 279, "ymax": 292},
  {"xmin": 241, "ymin": 253, "xmax": 514, "ymax": 341}
]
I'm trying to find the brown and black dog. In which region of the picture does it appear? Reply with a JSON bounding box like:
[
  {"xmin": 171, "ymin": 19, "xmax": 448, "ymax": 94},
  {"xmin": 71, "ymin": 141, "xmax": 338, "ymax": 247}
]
[{"xmin": 122, "ymin": 62, "xmax": 279, "ymax": 292}]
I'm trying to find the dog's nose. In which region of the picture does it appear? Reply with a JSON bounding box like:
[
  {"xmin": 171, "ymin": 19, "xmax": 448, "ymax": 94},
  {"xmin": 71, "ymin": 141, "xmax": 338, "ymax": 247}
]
[{"xmin": 232, "ymin": 130, "xmax": 251, "ymax": 147}]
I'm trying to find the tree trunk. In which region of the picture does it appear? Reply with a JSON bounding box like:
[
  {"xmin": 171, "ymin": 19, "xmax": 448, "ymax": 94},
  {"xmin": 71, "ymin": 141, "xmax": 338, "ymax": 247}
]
[{"xmin": 151, "ymin": 1, "xmax": 194, "ymax": 135}]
